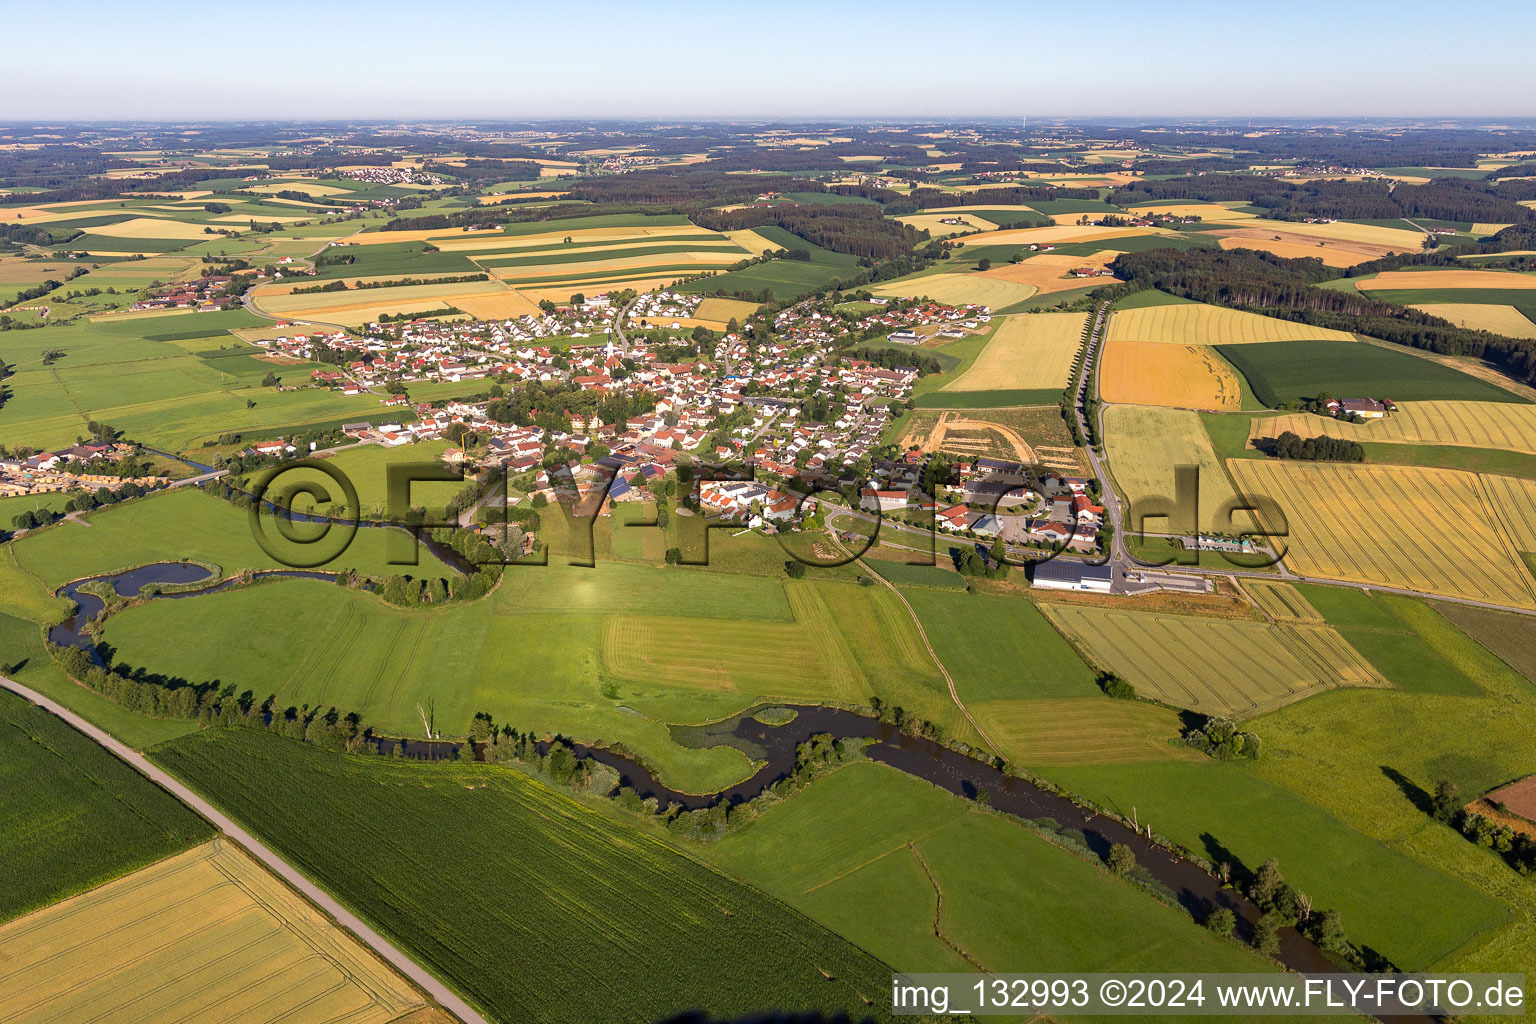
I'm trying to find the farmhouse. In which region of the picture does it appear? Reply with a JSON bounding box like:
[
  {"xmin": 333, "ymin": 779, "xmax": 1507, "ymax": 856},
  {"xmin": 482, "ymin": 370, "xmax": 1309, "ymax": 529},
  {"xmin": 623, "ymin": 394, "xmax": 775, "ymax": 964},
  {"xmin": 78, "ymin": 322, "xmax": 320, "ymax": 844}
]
[{"xmin": 1030, "ymin": 560, "xmax": 1115, "ymax": 593}]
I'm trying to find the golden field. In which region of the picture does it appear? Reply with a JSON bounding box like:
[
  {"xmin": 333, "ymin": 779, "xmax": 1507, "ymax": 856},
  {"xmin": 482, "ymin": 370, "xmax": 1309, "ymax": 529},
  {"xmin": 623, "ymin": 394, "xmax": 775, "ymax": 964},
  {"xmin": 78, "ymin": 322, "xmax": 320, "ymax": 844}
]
[
  {"xmin": 1107, "ymin": 302, "xmax": 1356, "ymax": 345},
  {"xmin": 1358, "ymin": 269, "xmax": 1536, "ymax": 291},
  {"xmin": 869, "ymin": 271, "xmax": 1036, "ymax": 310},
  {"xmin": 1247, "ymin": 401, "xmax": 1536, "ymax": 455},
  {"xmin": 1100, "ymin": 341, "xmax": 1241, "ymax": 410},
  {"xmin": 896, "ymin": 213, "xmax": 999, "ymax": 236},
  {"xmin": 1410, "ymin": 303, "xmax": 1536, "ymax": 338},
  {"xmin": 1230, "ymin": 459, "xmax": 1536, "ymax": 608},
  {"xmin": 974, "ymin": 250, "xmax": 1123, "ymax": 295},
  {"xmin": 945, "ymin": 312, "xmax": 1087, "ymax": 392},
  {"xmin": 693, "ymin": 297, "xmax": 760, "ymax": 325},
  {"xmin": 1242, "ymin": 579, "xmax": 1325, "ymax": 623},
  {"xmin": 1216, "ymin": 231, "xmax": 1395, "ymax": 268},
  {"xmin": 86, "ymin": 217, "xmax": 217, "ymax": 239},
  {"xmin": 1040, "ymin": 604, "xmax": 1387, "ymax": 717},
  {"xmin": 1102, "ymin": 404, "xmax": 1252, "ymax": 532},
  {"xmin": 0, "ymin": 840, "xmax": 429, "ymax": 1024}
]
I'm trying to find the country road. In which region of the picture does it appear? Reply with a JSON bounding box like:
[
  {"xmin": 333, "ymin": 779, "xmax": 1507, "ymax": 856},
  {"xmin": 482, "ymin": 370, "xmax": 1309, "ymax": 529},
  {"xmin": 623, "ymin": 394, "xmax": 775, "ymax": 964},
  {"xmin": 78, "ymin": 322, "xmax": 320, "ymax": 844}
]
[{"xmin": 0, "ymin": 674, "xmax": 488, "ymax": 1024}]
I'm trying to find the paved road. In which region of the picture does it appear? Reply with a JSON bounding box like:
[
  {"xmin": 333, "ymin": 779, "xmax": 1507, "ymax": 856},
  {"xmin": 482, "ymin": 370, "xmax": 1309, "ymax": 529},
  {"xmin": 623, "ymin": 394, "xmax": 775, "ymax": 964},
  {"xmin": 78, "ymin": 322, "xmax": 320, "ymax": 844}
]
[{"xmin": 0, "ymin": 674, "xmax": 488, "ymax": 1024}]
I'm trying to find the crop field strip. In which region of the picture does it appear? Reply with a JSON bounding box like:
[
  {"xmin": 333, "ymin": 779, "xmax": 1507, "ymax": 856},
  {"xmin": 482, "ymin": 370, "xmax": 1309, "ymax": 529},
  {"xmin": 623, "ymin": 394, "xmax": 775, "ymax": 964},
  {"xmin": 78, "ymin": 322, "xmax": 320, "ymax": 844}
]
[
  {"xmin": 1241, "ymin": 579, "xmax": 1324, "ymax": 622},
  {"xmin": 1106, "ymin": 302, "xmax": 1356, "ymax": 345},
  {"xmin": 1218, "ymin": 340, "xmax": 1525, "ymax": 407},
  {"xmin": 0, "ymin": 840, "xmax": 430, "ymax": 1024},
  {"xmin": 943, "ymin": 312, "xmax": 1086, "ymax": 392},
  {"xmin": 869, "ymin": 271, "xmax": 1039, "ymax": 310},
  {"xmin": 1100, "ymin": 341, "xmax": 1241, "ymax": 410},
  {"xmin": 1229, "ymin": 459, "xmax": 1536, "ymax": 608},
  {"xmin": 1357, "ymin": 269, "xmax": 1536, "ymax": 291},
  {"xmin": 150, "ymin": 729, "xmax": 892, "ymax": 1024},
  {"xmin": 1247, "ymin": 402, "xmax": 1536, "ymax": 454},
  {"xmin": 1481, "ymin": 473, "xmax": 1536, "ymax": 552},
  {"xmin": 1039, "ymin": 603, "xmax": 1388, "ymax": 717}
]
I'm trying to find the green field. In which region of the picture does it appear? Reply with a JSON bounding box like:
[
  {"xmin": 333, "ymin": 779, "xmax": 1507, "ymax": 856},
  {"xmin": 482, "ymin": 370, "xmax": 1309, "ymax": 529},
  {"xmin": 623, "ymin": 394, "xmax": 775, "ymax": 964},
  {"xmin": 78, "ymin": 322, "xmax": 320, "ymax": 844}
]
[
  {"xmin": 708, "ymin": 761, "xmax": 1275, "ymax": 975},
  {"xmin": 151, "ymin": 727, "xmax": 891, "ymax": 1024},
  {"xmin": 100, "ymin": 561, "xmax": 990, "ymax": 791},
  {"xmin": 0, "ymin": 686, "xmax": 212, "ymax": 923},
  {"xmin": 1216, "ymin": 340, "xmax": 1523, "ymax": 407}
]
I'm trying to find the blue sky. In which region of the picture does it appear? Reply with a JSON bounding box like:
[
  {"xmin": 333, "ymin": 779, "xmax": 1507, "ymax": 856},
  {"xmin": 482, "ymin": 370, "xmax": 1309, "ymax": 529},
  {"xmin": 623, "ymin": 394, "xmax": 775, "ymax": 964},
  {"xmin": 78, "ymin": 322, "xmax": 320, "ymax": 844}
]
[{"xmin": 4, "ymin": 0, "xmax": 1532, "ymax": 120}]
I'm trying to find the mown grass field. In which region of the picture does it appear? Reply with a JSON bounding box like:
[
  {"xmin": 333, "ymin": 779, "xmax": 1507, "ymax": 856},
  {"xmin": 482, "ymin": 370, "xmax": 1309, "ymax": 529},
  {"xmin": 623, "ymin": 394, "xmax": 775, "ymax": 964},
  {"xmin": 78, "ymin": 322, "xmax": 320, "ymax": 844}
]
[
  {"xmin": 1102, "ymin": 405, "xmax": 1251, "ymax": 532},
  {"xmin": 707, "ymin": 761, "xmax": 1275, "ymax": 976},
  {"xmin": 1039, "ymin": 604, "xmax": 1387, "ymax": 717},
  {"xmin": 1218, "ymin": 340, "xmax": 1523, "ymax": 408},
  {"xmin": 0, "ymin": 687, "xmax": 212, "ymax": 923},
  {"xmin": 1107, "ymin": 303, "xmax": 1355, "ymax": 346},
  {"xmin": 1101, "ymin": 341, "xmax": 1242, "ymax": 410},
  {"xmin": 943, "ymin": 312, "xmax": 1085, "ymax": 392},
  {"xmin": 0, "ymin": 839, "xmax": 430, "ymax": 1024},
  {"xmin": 1231, "ymin": 460, "xmax": 1536, "ymax": 608},
  {"xmin": 152, "ymin": 728, "xmax": 892, "ymax": 1024}
]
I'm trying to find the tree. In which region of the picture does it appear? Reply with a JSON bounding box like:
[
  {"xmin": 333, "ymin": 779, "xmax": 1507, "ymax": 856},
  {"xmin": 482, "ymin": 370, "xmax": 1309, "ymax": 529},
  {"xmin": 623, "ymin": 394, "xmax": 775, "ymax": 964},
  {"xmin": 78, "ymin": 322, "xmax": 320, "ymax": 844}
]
[
  {"xmin": 261, "ymin": 371, "xmax": 278, "ymax": 387},
  {"xmin": 569, "ymin": 292, "xmax": 585, "ymax": 306},
  {"xmin": 1106, "ymin": 843, "xmax": 1136, "ymax": 876},
  {"xmin": 1252, "ymin": 914, "xmax": 1282, "ymax": 957},
  {"xmin": 784, "ymin": 559, "xmax": 807, "ymax": 579},
  {"xmin": 977, "ymin": 257, "xmax": 992, "ymax": 271},
  {"xmin": 1204, "ymin": 906, "xmax": 1236, "ymax": 936},
  {"xmin": 1431, "ymin": 779, "xmax": 1462, "ymax": 823}
]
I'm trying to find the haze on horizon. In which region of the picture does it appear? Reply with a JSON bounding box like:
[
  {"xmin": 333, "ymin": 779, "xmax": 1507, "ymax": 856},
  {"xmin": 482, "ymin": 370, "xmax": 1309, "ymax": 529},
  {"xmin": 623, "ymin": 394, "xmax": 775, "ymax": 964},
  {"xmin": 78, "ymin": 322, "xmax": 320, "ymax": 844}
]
[{"xmin": 4, "ymin": 0, "xmax": 1532, "ymax": 122}]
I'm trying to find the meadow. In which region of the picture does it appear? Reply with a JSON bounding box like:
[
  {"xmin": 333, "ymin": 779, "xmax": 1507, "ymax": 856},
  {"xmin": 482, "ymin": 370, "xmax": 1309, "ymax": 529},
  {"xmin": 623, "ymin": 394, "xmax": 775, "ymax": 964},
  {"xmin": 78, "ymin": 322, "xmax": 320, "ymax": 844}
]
[
  {"xmin": 1246, "ymin": 400, "xmax": 1536, "ymax": 455},
  {"xmin": 942, "ymin": 312, "xmax": 1085, "ymax": 393},
  {"xmin": 0, "ymin": 840, "xmax": 431, "ymax": 1024},
  {"xmin": 0, "ymin": 687, "xmax": 212, "ymax": 923},
  {"xmin": 706, "ymin": 761, "xmax": 1274, "ymax": 976},
  {"xmin": 151, "ymin": 728, "xmax": 893, "ymax": 1024},
  {"xmin": 1038, "ymin": 604, "xmax": 1387, "ymax": 717},
  {"xmin": 1218, "ymin": 340, "xmax": 1524, "ymax": 407},
  {"xmin": 1107, "ymin": 303, "xmax": 1356, "ymax": 346},
  {"xmin": 1230, "ymin": 460, "xmax": 1536, "ymax": 608},
  {"xmin": 1101, "ymin": 341, "xmax": 1242, "ymax": 410},
  {"xmin": 1101, "ymin": 405, "xmax": 1251, "ymax": 532}
]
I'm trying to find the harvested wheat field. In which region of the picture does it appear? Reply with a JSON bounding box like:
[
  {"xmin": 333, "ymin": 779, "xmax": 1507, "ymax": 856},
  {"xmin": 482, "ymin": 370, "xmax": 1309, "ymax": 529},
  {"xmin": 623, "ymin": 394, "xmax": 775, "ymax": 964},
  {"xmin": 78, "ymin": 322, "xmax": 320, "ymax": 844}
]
[
  {"xmin": 255, "ymin": 280, "xmax": 507, "ymax": 317},
  {"xmin": 1039, "ymin": 604, "xmax": 1387, "ymax": 717},
  {"xmin": 1410, "ymin": 303, "xmax": 1536, "ymax": 338},
  {"xmin": 1216, "ymin": 232, "xmax": 1394, "ymax": 268},
  {"xmin": 0, "ymin": 259, "xmax": 78, "ymax": 283},
  {"xmin": 346, "ymin": 227, "xmax": 506, "ymax": 246},
  {"xmin": 722, "ymin": 228, "xmax": 783, "ymax": 256},
  {"xmin": 1358, "ymin": 269, "xmax": 1536, "ymax": 291},
  {"xmin": 1100, "ymin": 341, "xmax": 1241, "ymax": 410},
  {"xmin": 1107, "ymin": 302, "xmax": 1356, "ymax": 345},
  {"xmin": 451, "ymin": 289, "xmax": 543, "ymax": 319},
  {"xmin": 492, "ymin": 250, "xmax": 743, "ymax": 282},
  {"xmin": 1242, "ymin": 579, "xmax": 1324, "ymax": 622},
  {"xmin": 520, "ymin": 275, "xmax": 688, "ymax": 304},
  {"xmin": 870, "ymin": 271, "xmax": 1037, "ymax": 310},
  {"xmin": 694, "ymin": 297, "xmax": 760, "ymax": 324},
  {"xmin": 955, "ymin": 224, "xmax": 1152, "ymax": 248},
  {"xmin": 0, "ymin": 840, "xmax": 428, "ymax": 1024},
  {"xmin": 896, "ymin": 213, "xmax": 999, "ymax": 236},
  {"xmin": 946, "ymin": 312, "xmax": 1087, "ymax": 391},
  {"xmin": 242, "ymin": 181, "xmax": 352, "ymax": 197},
  {"xmin": 1103, "ymin": 405, "xmax": 1252, "ymax": 532},
  {"xmin": 1247, "ymin": 401, "xmax": 1536, "ymax": 455},
  {"xmin": 434, "ymin": 224, "xmax": 721, "ymax": 254},
  {"xmin": 976, "ymin": 252, "xmax": 1123, "ymax": 296},
  {"xmin": 1126, "ymin": 202, "xmax": 1255, "ymax": 221},
  {"xmin": 1483, "ymin": 474, "xmax": 1536, "ymax": 553},
  {"xmin": 1235, "ymin": 217, "xmax": 1428, "ymax": 251},
  {"xmin": 88, "ymin": 217, "xmax": 216, "ymax": 239},
  {"xmin": 477, "ymin": 191, "xmax": 570, "ymax": 204},
  {"xmin": 1230, "ymin": 459, "xmax": 1536, "ymax": 608}
]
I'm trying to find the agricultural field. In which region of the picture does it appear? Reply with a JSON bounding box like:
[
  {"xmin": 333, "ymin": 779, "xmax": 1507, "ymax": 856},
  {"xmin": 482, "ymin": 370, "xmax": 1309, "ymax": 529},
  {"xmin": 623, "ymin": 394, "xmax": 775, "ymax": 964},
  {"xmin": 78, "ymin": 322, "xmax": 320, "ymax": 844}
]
[
  {"xmin": 969, "ymin": 251, "xmax": 1124, "ymax": 296},
  {"xmin": 1101, "ymin": 405, "xmax": 1252, "ymax": 532},
  {"xmin": 1217, "ymin": 340, "xmax": 1523, "ymax": 407},
  {"xmin": 1100, "ymin": 341, "xmax": 1242, "ymax": 410},
  {"xmin": 1230, "ymin": 460, "xmax": 1536, "ymax": 608},
  {"xmin": 1214, "ymin": 230, "xmax": 1402, "ymax": 267},
  {"xmin": 869, "ymin": 270, "xmax": 1038, "ymax": 310},
  {"xmin": 99, "ymin": 562, "xmax": 987, "ymax": 792},
  {"xmin": 1039, "ymin": 604, "xmax": 1387, "ymax": 717},
  {"xmin": 1482, "ymin": 473, "xmax": 1536, "ymax": 552},
  {"xmin": 1409, "ymin": 302, "xmax": 1536, "ymax": 338},
  {"xmin": 0, "ymin": 687, "xmax": 212, "ymax": 923},
  {"xmin": 1357, "ymin": 269, "xmax": 1536, "ymax": 292},
  {"xmin": 706, "ymin": 761, "xmax": 1272, "ymax": 975},
  {"xmin": 1241, "ymin": 580, "xmax": 1324, "ymax": 623},
  {"xmin": 1107, "ymin": 302, "xmax": 1356, "ymax": 345},
  {"xmin": 943, "ymin": 312, "xmax": 1085, "ymax": 392},
  {"xmin": 150, "ymin": 728, "xmax": 893, "ymax": 1024},
  {"xmin": 0, "ymin": 840, "xmax": 432, "ymax": 1024},
  {"xmin": 1246, "ymin": 400, "xmax": 1536, "ymax": 454}
]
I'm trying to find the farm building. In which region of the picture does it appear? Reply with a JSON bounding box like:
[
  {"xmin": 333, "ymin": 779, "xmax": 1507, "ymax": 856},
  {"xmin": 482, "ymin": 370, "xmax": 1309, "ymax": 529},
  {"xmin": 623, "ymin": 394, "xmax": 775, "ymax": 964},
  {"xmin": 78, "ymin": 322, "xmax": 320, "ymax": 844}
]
[{"xmin": 1030, "ymin": 560, "xmax": 1115, "ymax": 593}]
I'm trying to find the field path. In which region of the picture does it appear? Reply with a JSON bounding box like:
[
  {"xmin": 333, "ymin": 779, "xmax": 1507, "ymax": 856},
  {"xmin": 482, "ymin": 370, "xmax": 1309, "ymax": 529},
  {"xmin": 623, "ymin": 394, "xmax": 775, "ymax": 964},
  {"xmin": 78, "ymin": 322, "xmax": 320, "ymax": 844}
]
[{"xmin": 0, "ymin": 674, "xmax": 489, "ymax": 1024}]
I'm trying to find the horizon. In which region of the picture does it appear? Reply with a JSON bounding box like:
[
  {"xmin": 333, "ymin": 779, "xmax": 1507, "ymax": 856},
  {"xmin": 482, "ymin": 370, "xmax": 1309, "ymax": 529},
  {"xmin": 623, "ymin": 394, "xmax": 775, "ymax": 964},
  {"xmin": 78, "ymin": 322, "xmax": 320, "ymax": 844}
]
[{"xmin": 6, "ymin": 0, "xmax": 1533, "ymax": 120}]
